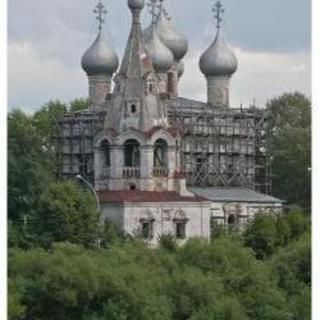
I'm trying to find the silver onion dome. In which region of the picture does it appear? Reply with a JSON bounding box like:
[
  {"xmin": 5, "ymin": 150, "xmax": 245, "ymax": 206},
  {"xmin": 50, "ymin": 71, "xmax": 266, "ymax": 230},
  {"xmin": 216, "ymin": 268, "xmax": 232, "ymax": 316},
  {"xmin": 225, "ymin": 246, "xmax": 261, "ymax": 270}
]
[
  {"xmin": 199, "ymin": 29, "xmax": 238, "ymax": 77},
  {"xmin": 177, "ymin": 61, "xmax": 185, "ymax": 78},
  {"xmin": 128, "ymin": 0, "xmax": 145, "ymax": 10},
  {"xmin": 155, "ymin": 9, "xmax": 188, "ymax": 61},
  {"xmin": 81, "ymin": 31, "xmax": 119, "ymax": 76},
  {"xmin": 145, "ymin": 28, "xmax": 174, "ymax": 73}
]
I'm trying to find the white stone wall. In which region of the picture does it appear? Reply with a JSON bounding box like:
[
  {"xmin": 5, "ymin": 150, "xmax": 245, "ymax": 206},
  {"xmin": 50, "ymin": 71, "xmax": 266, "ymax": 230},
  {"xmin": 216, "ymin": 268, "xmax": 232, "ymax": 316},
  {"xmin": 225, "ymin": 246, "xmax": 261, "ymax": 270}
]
[
  {"xmin": 100, "ymin": 203, "xmax": 124, "ymax": 229},
  {"xmin": 100, "ymin": 201, "xmax": 211, "ymax": 245},
  {"xmin": 100, "ymin": 200, "xmax": 282, "ymax": 245},
  {"xmin": 123, "ymin": 202, "xmax": 211, "ymax": 246},
  {"xmin": 210, "ymin": 201, "xmax": 283, "ymax": 231}
]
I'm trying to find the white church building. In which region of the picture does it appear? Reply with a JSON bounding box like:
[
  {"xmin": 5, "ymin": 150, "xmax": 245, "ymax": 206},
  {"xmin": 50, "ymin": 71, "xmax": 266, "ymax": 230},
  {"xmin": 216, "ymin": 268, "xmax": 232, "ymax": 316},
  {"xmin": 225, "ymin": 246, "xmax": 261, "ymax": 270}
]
[{"xmin": 60, "ymin": 0, "xmax": 283, "ymax": 244}]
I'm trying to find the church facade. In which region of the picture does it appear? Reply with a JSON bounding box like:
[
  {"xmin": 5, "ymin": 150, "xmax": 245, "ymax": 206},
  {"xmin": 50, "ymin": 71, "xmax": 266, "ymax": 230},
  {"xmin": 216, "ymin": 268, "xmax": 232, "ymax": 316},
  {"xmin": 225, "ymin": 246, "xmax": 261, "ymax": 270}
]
[{"xmin": 57, "ymin": 0, "xmax": 282, "ymax": 243}]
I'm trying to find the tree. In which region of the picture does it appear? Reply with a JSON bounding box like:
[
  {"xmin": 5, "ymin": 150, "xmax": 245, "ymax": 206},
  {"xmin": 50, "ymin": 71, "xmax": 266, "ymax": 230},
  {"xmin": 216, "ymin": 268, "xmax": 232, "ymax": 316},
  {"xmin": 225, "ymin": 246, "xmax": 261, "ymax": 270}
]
[
  {"xmin": 69, "ymin": 98, "xmax": 89, "ymax": 112},
  {"xmin": 271, "ymin": 234, "xmax": 311, "ymax": 320},
  {"xmin": 243, "ymin": 214, "xmax": 278, "ymax": 259},
  {"xmin": 32, "ymin": 180, "xmax": 99, "ymax": 248},
  {"xmin": 267, "ymin": 92, "xmax": 311, "ymax": 209},
  {"xmin": 8, "ymin": 110, "xmax": 55, "ymax": 221},
  {"xmin": 8, "ymin": 98, "xmax": 91, "ymax": 245}
]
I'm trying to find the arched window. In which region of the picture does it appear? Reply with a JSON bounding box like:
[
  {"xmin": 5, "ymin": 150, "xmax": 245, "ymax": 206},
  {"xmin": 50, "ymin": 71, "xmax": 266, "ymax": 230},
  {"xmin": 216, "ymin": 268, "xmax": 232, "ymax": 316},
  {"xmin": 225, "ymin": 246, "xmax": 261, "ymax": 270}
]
[
  {"xmin": 228, "ymin": 214, "xmax": 236, "ymax": 225},
  {"xmin": 124, "ymin": 139, "xmax": 140, "ymax": 167},
  {"xmin": 100, "ymin": 140, "xmax": 110, "ymax": 167},
  {"xmin": 154, "ymin": 139, "xmax": 168, "ymax": 168}
]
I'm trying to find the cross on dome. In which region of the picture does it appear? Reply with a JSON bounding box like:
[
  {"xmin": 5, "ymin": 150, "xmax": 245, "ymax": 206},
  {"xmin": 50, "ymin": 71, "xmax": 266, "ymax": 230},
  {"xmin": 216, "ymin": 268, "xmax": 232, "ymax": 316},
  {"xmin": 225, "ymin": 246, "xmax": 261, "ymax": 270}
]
[
  {"xmin": 147, "ymin": 0, "xmax": 171, "ymax": 23},
  {"xmin": 147, "ymin": 0, "xmax": 161, "ymax": 24},
  {"xmin": 94, "ymin": 0, "xmax": 108, "ymax": 31},
  {"xmin": 212, "ymin": 0, "xmax": 224, "ymax": 29}
]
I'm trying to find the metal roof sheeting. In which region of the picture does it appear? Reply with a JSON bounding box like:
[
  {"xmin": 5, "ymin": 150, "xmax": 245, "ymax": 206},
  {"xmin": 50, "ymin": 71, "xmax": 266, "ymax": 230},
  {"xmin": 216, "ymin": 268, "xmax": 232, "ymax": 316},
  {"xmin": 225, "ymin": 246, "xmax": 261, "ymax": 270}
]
[{"xmin": 189, "ymin": 187, "xmax": 283, "ymax": 204}]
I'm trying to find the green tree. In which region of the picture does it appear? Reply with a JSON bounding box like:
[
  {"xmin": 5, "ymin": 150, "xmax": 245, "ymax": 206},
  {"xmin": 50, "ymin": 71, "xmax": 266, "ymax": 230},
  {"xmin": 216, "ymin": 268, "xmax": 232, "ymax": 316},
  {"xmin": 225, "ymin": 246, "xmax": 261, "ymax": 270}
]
[
  {"xmin": 8, "ymin": 277, "xmax": 26, "ymax": 320},
  {"xmin": 32, "ymin": 180, "xmax": 99, "ymax": 248},
  {"xmin": 177, "ymin": 238, "xmax": 288, "ymax": 320},
  {"xmin": 267, "ymin": 92, "xmax": 311, "ymax": 209},
  {"xmin": 69, "ymin": 98, "xmax": 89, "ymax": 112},
  {"xmin": 8, "ymin": 110, "xmax": 55, "ymax": 221},
  {"xmin": 243, "ymin": 214, "xmax": 278, "ymax": 259},
  {"xmin": 271, "ymin": 233, "xmax": 311, "ymax": 320}
]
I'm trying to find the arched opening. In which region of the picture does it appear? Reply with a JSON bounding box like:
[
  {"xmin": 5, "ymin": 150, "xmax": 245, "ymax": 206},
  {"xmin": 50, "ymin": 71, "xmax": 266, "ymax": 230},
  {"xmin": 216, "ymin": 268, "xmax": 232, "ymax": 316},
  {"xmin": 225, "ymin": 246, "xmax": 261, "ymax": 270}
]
[
  {"xmin": 124, "ymin": 139, "xmax": 140, "ymax": 167},
  {"xmin": 228, "ymin": 214, "xmax": 236, "ymax": 225},
  {"xmin": 123, "ymin": 139, "xmax": 140, "ymax": 178},
  {"xmin": 100, "ymin": 140, "xmax": 110, "ymax": 167},
  {"xmin": 153, "ymin": 139, "xmax": 168, "ymax": 177}
]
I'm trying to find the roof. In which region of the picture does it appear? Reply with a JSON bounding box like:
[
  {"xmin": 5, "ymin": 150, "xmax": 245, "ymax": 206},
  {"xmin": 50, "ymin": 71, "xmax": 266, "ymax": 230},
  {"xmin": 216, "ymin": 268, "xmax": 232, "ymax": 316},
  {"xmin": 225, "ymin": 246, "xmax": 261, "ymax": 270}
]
[
  {"xmin": 98, "ymin": 190, "xmax": 207, "ymax": 203},
  {"xmin": 189, "ymin": 187, "xmax": 283, "ymax": 204},
  {"xmin": 166, "ymin": 97, "xmax": 267, "ymax": 117}
]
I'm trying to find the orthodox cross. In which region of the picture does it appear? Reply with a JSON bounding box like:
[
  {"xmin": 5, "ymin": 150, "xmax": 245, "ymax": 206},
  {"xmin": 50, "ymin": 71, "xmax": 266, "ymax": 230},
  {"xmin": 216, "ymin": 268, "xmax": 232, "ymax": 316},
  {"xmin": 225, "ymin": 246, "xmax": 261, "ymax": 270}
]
[
  {"xmin": 212, "ymin": 0, "xmax": 224, "ymax": 29},
  {"xmin": 147, "ymin": 0, "xmax": 160, "ymax": 25},
  {"xmin": 147, "ymin": 0, "xmax": 171, "ymax": 24},
  {"xmin": 94, "ymin": 0, "xmax": 108, "ymax": 31}
]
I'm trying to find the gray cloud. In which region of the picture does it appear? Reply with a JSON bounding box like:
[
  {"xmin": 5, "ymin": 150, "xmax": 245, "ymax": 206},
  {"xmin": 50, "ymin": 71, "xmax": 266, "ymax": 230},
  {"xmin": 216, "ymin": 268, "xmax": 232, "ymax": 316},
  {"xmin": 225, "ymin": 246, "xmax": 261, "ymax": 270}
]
[{"xmin": 8, "ymin": 0, "xmax": 311, "ymax": 111}]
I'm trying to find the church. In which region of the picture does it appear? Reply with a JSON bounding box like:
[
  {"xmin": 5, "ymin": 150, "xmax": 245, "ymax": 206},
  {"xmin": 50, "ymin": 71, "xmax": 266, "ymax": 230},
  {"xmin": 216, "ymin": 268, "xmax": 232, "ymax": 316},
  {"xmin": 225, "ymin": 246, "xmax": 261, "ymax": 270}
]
[{"xmin": 57, "ymin": 0, "xmax": 282, "ymax": 244}]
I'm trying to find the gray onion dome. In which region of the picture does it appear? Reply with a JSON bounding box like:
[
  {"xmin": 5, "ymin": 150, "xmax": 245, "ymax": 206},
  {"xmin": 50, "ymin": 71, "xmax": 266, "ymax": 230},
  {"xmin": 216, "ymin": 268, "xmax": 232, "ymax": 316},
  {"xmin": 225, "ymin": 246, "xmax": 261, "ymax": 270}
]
[
  {"xmin": 81, "ymin": 31, "xmax": 119, "ymax": 76},
  {"xmin": 199, "ymin": 29, "xmax": 238, "ymax": 77},
  {"xmin": 156, "ymin": 9, "xmax": 188, "ymax": 61},
  {"xmin": 177, "ymin": 61, "xmax": 185, "ymax": 78},
  {"xmin": 145, "ymin": 28, "xmax": 174, "ymax": 73},
  {"xmin": 127, "ymin": 0, "xmax": 145, "ymax": 10}
]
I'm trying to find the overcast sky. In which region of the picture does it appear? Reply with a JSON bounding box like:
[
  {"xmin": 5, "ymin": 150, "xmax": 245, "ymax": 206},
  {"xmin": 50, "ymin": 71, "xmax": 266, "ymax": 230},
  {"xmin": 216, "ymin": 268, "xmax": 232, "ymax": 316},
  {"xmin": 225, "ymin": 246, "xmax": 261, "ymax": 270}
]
[{"xmin": 8, "ymin": 0, "xmax": 311, "ymax": 112}]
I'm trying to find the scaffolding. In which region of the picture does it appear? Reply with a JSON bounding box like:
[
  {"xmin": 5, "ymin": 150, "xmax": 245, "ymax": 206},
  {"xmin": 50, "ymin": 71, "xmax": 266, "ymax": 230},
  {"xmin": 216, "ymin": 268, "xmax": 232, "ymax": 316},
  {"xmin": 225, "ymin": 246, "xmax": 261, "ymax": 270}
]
[
  {"xmin": 56, "ymin": 98, "xmax": 272, "ymax": 194},
  {"xmin": 56, "ymin": 110, "xmax": 105, "ymax": 182},
  {"xmin": 168, "ymin": 98, "xmax": 272, "ymax": 194}
]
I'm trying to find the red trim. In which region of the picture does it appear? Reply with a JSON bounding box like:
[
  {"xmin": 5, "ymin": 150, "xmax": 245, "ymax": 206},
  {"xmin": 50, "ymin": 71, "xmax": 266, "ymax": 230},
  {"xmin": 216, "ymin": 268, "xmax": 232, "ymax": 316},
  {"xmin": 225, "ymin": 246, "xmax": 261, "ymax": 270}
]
[{"xmin": 97, "ymin": 190, "xmax": 206, "ymax": 203}]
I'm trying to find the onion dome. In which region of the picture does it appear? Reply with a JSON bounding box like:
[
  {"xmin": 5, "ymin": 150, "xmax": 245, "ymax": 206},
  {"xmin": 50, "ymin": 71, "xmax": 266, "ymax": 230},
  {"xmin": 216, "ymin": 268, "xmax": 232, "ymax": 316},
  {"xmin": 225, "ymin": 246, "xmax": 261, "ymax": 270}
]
[
  {"xmin": 81, "ymin": 31, "xmax": 119, "ymax": 76},
  {"xmin": 128, "ymin": 0, "xmax": 145, "ymax": 10},
  {"xmin": 145, "ymin": 28, "xmax": 174, "ymax": 73},
  {"xmin": 199, "ymin": 29, "xmax": 237, "ymax": 77},
  {"xmin": 155, "ymin": 9, "xmax": 188, "ymax": 61},
  {"xmin": 177, "ymin": 61, "xmax": 185, "ymax": 78}
]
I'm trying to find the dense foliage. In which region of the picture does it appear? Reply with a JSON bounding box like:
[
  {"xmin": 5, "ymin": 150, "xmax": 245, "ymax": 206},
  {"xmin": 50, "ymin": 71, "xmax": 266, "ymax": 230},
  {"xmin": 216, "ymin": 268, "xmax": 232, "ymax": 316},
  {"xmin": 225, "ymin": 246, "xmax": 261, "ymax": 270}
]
[
  {"xmin": 268, "ymin": 92, "xmax": 311, "ymax": 209},
  {"xmin": 8, "ymin": 211, "xmax": 310, "ymax": 320},
  {"xmin": 8, "ymin": 93, "xmax": 311, "ymax": 319}
]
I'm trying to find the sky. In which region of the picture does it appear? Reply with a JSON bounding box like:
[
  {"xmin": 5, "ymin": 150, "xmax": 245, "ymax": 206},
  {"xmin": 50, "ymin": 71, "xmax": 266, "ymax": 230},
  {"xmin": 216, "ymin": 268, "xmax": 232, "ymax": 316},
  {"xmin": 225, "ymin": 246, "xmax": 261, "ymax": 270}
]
[{"xmin": 8, "ymin": 0, "xmax": 311, "ymax": 112}]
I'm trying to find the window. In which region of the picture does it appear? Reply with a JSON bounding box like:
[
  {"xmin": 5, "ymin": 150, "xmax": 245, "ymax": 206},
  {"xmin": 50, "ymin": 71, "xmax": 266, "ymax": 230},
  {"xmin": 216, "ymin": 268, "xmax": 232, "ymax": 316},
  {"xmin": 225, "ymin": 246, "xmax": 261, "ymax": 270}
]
[
  {"xmin": 124, "ymin": 139, "xmax": 140, "ymax": 167},
  {"xmin": 78, "ymin": 155, "xmax": 89, "ymax": 176},
  {"xmin": 228, "ymin": 214, "xmax": 236, "ymax": 225},
  {"xmin": 131, "ymin": 104, "xmax": 136, "ymax": 114},
  {"xmin": 100, "ymin": 140, "xmax": 110, "ymax": 167},
  {"xmin": 176, "ymin": 222, "xmax": 186, "ymax": 239},
  {"xmin": 141, "ymin": 222, "xmax": 153, "ymax": 239},
  {"xmin": 154, "ymin": 139, "xmax": 168, "ymax": 168}
]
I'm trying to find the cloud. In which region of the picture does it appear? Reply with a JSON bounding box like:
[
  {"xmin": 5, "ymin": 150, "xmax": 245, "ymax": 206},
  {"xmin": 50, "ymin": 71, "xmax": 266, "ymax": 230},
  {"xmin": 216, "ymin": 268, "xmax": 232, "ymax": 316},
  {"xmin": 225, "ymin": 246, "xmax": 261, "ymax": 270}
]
[
  {"xmin": 8, "ymin": 41, "xmax": 87, "ymax": 112},
  {"xmin": 179, "ymin": 47, "xmax": 311, "ymax": 108}
]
